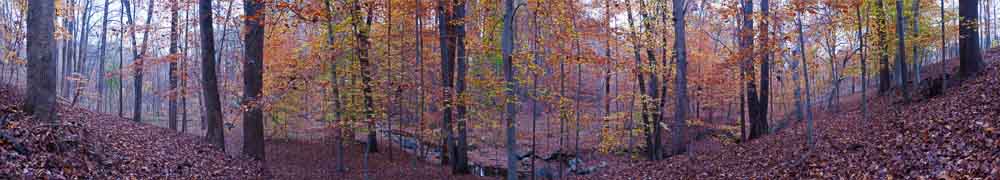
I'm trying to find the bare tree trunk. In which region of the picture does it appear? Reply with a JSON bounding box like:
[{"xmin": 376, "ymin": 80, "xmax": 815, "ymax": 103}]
[
  {"xmin": 413, "ymin": 0, "xmax": 424, "ymax": 168},
  {"xmin": 757, "ymin": 0, "xmax": 771, "ymax": 138},
  {"xmin": 960, "ymin": 0, "xmax": 986, "ymax": 78},
  {"xmin": 912, "ymin": 0, "xmax": 922, "ymax": 87},
  {"xmin": 858, "ymin": 6, "xmax": 869, "ymax": 122},
  {"xmin": 436, "ymin": 0, "xmax": 453, "ymax": 164},
  {"xmin": 97, "ymin": 0, "xmax": 111, "ymax": 113},
  {"xmin": 242, "ymin": 0, "xmax": 266, "ymax": 161},
  {"xmin": 671, "ymin": 0, "xmax": 689, "ymax": 155},
  {"xmin": 26, "ymin": 0, "xmax": 58, "ymax": 122},
  {"xmin": 200, "ymin": 0, "xmax": 226, "ymax": 150},
  {"xmin": 169, "ymin": 0, "xmax": 180, "ymax": 131},
  {"xmin": 502, "ymin": 0, "xmax": 519, "ymax": 178},
  {"xmin": 796, "ymin": 12, "xmax": 815, "ymax": 147},
  {"xmin": 896, "ymin": 0, "xmax": 910, "ymax": 102},
  {"xmin": 452, "ymin": 0, "xmax": 470, "ymax": 174}
]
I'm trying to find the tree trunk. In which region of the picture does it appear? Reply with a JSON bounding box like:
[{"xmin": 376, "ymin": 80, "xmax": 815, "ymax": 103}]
[
  {"xmin": 624, "ymin": 0, "xmax": 654, "ymax": 160},
  {"xmin": 353, "ymin": 0, "xmax": 378, "ymax": 154},
  {"xmin": 169, "ymin": 0, "xmax": 180, "ymax": 131},
  {"xmin": 242, "ymin": 0, "xmax": 265, "ymax": 161},
  {"xmin": 960, "ymin": 0, "xmax": 986, "ymax": 78},
  {"xmin": 200, "ymin": 0, "xmax": 226, "ymax": 150},
  {"xmin": 118, "ymin": 6, "xmax": 126, "ymax": 118},
  {"xmin": 452, "ymin": 0, "xmax": 470, "ymax": 174},
  {"xmin": 796, "ymin": 13, "xmax": 815, "ymax": 147},
  {"xmin": 878, "ymin": 0, "xmax": 892, "ymax": 94},
  {"xmin": 502, "ymin": 0, "xmax": 519, "ymax": 178},
  {"xmin": 757, "ymin": 0, "xmax": 771, "ymax": 138},
  {"xmin": 97, "ymin": 0, "xmax": 111, "ymax": 113},
  {"xmin": 858, "ymin": 5, "xmax": 869, "ymax": 122},
  {"xmin": 912, "ymin": 0, "xmax": 922, "ymax": 87},
  {"xmin": 896, "ymin": 0, "xmax": 910, "ymax": 102},
  {"xmin": 413, "ymin": 0, "xmax": 425, "ymax": 168},
  {"xmin": 324, "ymin": 0, "xmax": 347, "ymax": 172},
  {"xmin": 436, "ymin": 0, "xmax": 454, "ymax": 164},
  {"xmin": 671, "ymin": 0, "xmax": 689, "ymax": 155},
  {"xmin": 26, "ymin": 0, "xmax": 58, "ymax": 122}
]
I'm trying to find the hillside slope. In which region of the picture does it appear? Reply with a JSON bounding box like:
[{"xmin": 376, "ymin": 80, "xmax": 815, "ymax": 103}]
[
  {"xmin": 577, "ymin": 60, "xmax": 1000, "ymax": 179},
  {"xmin": 0, "ymin": 86, "xmax": 265, "ymax": 179}
]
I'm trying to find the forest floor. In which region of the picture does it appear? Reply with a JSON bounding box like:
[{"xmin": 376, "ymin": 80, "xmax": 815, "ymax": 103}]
[
  {"xmin": 575, "ymin": 51, "xmax": 1000, "ymax": 179},
  {"xmin": 0, "ymin": 85, "xmax": 265, "ymax": 178}
]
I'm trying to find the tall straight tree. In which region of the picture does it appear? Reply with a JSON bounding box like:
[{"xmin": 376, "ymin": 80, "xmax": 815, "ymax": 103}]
[
  {"xmin": 242, "ymin": 0, "xmax": 266, "ymax": 161},
  {"xmin": 501, "ymin": 0, "xmax": 519, "ymax": 178},
  {"xmin": 436, "ymin": 0, "xmax": 455, "ymax": 165},
  {"xmin": 672, "ymin": 0, "xmax": 690, "ymax": 155},
  {"xmin": 199, "ymin": 0, "xmax": 226, "ymax": 149},
  {"xmin": 858, "ymin": 3, "xmax": 869, "ymax": 122},
  {"xmin": 878, "ymin": 0, "xmax": 892, "ymax": 93},
  {"xmin": 351, "ymin": 0, "xmax": 378, "ymax": 153},
  {"xmin": 169, "ymin": 0, "xmax": 180, "ymax": 131},
  {"xmin": 912, "ymin": 0, "xmax": 922, "ymax": 85},
  {"xmin": 129, "ymin": 0, "xmax": 155, "ymax": 122},
  {"xmin": 97, "ymin": 0, "xmax": 111, "ymax": 112},
  {"xmin": 26, "ymin": 0, "xmax": 58, "ymax": 122},
  {"xmin": 756, "ymin": 0, "xmax": 771, "ymax": 137},
  {"xmin": 796, "ymin": 8, "xmax": 815, "ymax": 147},
  {"xmin": 451, "ymin": 0, "xmax": 470, "ymax": 174},
  {"xmin": 959, "ymin": 0, "xmax": 986, "ymax": 77},
  {"xmin": 324, "ymin": 0, "xmax": 346, "ymax": 172},
  {"xmin": 895, "ymin": 0, "xmax": 910, "ymax": 101}
]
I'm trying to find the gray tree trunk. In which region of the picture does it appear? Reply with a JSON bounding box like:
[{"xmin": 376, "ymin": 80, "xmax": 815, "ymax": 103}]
[
  {"xmin": 26, "ymin": 0, "xmax": 58, "ymax": 122},
  {"xmin": 200, "ymin": 0, "xmax": 226, "ymax": 150},
  {"xmin": 97, "ymin": 0, "xmax": 111, "ymax": 112},
  {"xmin": 896, "ymin": 0, "xmax": 910, "ymax": 101},
  {"xmin": 796, "ymin": 13, "xmax": 815, "ymax": 147},
  {"xmin": 671, "ymin": 0, "xmax": 689, "ymax": 155},
  {"xmin": 169, "ymin": 0, "xmax": 180, "ymax": 131},
  {"xmin": 502, "ymin": 0, "xmax": 519, "ymax": 178}
]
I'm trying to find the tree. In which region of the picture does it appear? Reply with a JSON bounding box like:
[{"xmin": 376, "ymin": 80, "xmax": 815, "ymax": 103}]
[
  {"xmin": 169, "ymin": 0, "xmax": 180, "ymax": 131},
  {"xmin": 878, "ymin": 0, "xmax": 892, "ymax": 94},
  {"xmin": 502, "ymin": 0, "xmax": 519, "ymax": 178},
  {"xmin": 796, "ymin": 7, "xmax": 815, "ymax": 147},
  {"xmin": 437, "ymin": 0, "xmax": 454, "ymax": 165},
  {"xmin": 671, "ymin": 0, "xmax": 690, "ymax": 155},
  {"xmin": 26, "ymin": 0, "xmax": 58, "ymax": 122},
  {"xmin": 624, "ymin": 0, "xmax": 655, "ymax": 160},
  {"xmin": 959, "ymin": 0, "xmax": 986, "ymax": 78},
  {"xmin": 755, "ymin": 0, "xmax": 772, "ymax": 139},
  {"xmin": 97, "ymin": 0, "xmax": 112, "ymax": 113},
  {"xmin": 324, "ymin": 0, "xmax": 347, "ymax": 172},
  {"xmin": 446, "ymin": 0, "xmax": 470, "ymax": 173},
  {"xmin": 132, "ymin": 0, "xmax": 155, "ymax": 123},
  {"xmin": 242, "ymin": 0, "xmax": 266, "ymax": 161},
  {"xmin": 858, "ymin": 3, "xmax": 869, "ymax": 122},
  {"xmin": 200, "ymin": 0, "xmax": 226, "ymax": 150},
  {"xmin": 895, "ymin": 0, "xmax": 910, "ymax": 101}
]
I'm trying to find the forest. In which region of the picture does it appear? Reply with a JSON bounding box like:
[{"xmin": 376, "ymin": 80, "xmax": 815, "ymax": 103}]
[{"xmin": 0, "ymin": 0, "xmax": 998, "ymax": 179}]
